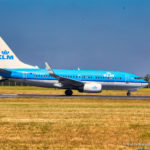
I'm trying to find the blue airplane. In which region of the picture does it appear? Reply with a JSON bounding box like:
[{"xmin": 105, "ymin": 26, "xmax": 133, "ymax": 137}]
[{"xmin": 0, "ymin": 37, "xmax": 148, "ymax": 96}]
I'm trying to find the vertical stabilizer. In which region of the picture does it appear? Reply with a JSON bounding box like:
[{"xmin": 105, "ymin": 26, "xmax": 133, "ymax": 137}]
[{"xmin": 0, "ymin": 37, "xmax": 36, "ymax": 69}]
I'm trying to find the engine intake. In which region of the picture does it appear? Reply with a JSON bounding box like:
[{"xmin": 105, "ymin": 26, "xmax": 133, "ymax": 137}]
[{"xmin": 79, "ymin": 82, "xmax": 102, "ymax": 93}]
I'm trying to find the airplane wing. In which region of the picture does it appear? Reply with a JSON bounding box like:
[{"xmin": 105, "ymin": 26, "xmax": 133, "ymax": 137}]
[{"xmin": 45, "ymin": 62, "xmax": 83, "ymax": 88}]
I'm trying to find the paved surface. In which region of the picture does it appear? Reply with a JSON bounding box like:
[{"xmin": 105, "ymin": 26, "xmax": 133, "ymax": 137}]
[{"xmin": 0, "ymin": 94, "xmax": 150, "ymax": 99}]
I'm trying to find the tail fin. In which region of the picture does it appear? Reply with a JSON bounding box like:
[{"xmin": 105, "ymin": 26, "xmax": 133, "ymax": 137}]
[{"xmin": 0, "ymin": 37, "xmax": 36, "ymax": 69}]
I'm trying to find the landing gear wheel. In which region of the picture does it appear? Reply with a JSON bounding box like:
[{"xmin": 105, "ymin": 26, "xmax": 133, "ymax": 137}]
[
  {"xmin": 65, "ymin": 90, "xmax": 73, "ymax": 96},
  {"xmin": 127, "ymin": 91, "xmax": 131, "ymax": 96}
]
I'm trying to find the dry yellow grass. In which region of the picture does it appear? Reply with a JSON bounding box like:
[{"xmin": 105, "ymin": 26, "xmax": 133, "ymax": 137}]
[
  {"xmin": 0, "ymin": 86, "xmax": 149, "ymax": 96},
  {"xmin": 0, "ymin": 99, "xmax": 149, "ymax": 149},
  {"xmin": 0, "ymin": 87, "xmax": 149, "ymax": 149}
]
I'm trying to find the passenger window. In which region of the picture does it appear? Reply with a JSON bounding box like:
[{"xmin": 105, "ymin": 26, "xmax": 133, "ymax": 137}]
[{"xmin": 135, "ymin": 77, "xmax": 142, "ymax": 79}]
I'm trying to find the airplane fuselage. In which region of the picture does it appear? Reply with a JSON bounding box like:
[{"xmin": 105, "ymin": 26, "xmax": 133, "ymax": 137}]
[
  {"xmin": 1, "ymin": 68, "xmax": 147, "ymax": 92},
  {"xmin": 0, "ymin": 37, "xmax": 148, "ymax": 96}
]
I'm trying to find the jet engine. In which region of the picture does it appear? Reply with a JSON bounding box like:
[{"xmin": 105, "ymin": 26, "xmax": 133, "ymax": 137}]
[{"xmin": 79, "ymin": 82, "xmax": 102, "ymax": 93}]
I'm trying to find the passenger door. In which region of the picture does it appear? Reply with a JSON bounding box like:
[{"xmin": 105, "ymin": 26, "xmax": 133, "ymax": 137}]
[
  {"xmin": 125, "ymin": 74, "xmax": 129, "ymax": 83},
  {"xmin": 23, "ymin": 72, "xmax": 27, "ymax": 79}
]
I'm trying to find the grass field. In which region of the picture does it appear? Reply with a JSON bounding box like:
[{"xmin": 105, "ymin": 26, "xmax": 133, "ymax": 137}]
[
  {"xmin": 0, "ymin": 86, "xmax": 150, "ymax": 96},
  {"xmin": 0, "ymin": 87, "xmax": 149, "ymax": 150}
]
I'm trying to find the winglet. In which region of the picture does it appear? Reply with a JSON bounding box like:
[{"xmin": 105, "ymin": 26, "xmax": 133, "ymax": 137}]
[
  {"xmin": 45, "ymin": 62, "xmax": 56, "ymax": 77},
  {"xmin": 45, "ymin": 62, "xmax": 51, "ymax": 70}
]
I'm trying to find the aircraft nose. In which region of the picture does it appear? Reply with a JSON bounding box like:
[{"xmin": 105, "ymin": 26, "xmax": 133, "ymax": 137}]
[{"xmin": 141, "ymin": 82, "xmax": 148, "ymax": 87}]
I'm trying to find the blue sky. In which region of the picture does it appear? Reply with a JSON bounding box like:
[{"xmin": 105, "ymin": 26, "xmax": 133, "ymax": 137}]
[{"xmin": 0, "ymin": 0, "xmax": 149, "ymax": 76}]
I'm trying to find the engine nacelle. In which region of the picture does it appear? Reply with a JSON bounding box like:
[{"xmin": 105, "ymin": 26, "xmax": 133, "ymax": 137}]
[{"xmin": 79, "ymin": 82, "xmax": 102, "ymax": 93}]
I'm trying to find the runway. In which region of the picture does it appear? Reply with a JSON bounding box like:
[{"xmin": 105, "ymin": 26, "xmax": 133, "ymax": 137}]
[{"xmin": 0, "ymin": 94, "xmax": 150, "ymax": 99}]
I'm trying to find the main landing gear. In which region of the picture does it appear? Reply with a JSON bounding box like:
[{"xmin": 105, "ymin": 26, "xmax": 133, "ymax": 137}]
[
  {"xmin": 65, "ymin": 89, "xmax": 73, "ymax": 96},
  {"xmin": 127, "ymin": 91, "xmax": 131, "ymax": 96}
]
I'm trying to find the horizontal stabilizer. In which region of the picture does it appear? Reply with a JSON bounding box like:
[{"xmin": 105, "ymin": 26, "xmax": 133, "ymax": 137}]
[
  {"xmin": 0, "ymin": 68, "xmax": 11, "ymax": 74},
  {"xmin": 0, "ymin": 68, "xmax": 11, "ymax": 78}
]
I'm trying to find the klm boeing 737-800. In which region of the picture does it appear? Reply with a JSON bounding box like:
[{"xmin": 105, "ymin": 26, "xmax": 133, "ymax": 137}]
[{"xmin": 0, "ymin": 37, "xmax": 148, "ymax": 96}]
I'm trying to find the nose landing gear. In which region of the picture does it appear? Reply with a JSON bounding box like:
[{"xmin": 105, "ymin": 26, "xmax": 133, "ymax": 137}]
[
  {"xmin": 127, "ymin": 91, "xmax": 131, "ymax": 96},
  {"xmin": 65, "ymin": 89, "xmax": 73, "ymax": 96}
]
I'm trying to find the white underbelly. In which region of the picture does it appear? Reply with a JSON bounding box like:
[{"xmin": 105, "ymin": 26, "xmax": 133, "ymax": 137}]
[{"xmin": 12, "ymin": 79, "xmax": 143, "ymax": 91}]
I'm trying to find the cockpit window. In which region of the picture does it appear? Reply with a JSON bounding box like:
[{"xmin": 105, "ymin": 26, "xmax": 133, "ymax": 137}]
[{"xmin": 135, "ymin": 77, "xmax": 143, "ymax": 80}]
